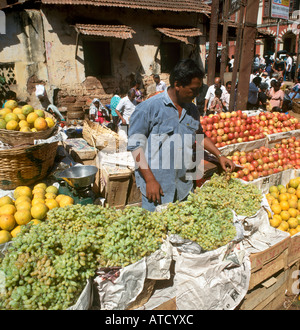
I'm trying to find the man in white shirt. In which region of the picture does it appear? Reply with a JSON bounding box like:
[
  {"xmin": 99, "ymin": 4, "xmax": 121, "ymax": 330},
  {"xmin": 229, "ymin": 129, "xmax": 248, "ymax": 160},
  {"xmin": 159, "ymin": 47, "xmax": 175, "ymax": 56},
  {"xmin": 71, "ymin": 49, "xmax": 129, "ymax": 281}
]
[
  {"xmin": 153, "ymin": 74, "xmax": 167, "ymax": 92},
  {"xmin": 203, "ymin": 77, "xmax": 226, "ymax": 114},
  {"xmin": 285, "ymin": 53, "xmax": 293, "ymax": 81},
  {"xmin": 115, "ymin": 88, "xmax": 137, "ymax": 125},
  {"xmin": 221, "ymin": 81, "xmax": 231, "ymax": 110}
]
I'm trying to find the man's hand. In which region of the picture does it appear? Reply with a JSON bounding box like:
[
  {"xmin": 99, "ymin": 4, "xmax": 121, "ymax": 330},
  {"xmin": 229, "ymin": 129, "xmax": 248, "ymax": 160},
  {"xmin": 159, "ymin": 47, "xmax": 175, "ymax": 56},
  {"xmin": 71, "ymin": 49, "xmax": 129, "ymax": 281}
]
[
  {"xmin": 146, "ymin": 178, "xmax": 164, "ymax": 204},
  {"xmin": 219, "ymin": 155, "xmax": 235, "ymax": 173}
]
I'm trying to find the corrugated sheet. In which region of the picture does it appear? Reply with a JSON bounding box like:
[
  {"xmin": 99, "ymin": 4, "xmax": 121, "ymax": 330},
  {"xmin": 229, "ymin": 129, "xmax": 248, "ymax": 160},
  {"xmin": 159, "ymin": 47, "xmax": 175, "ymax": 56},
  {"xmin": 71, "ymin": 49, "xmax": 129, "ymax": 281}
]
[
  {"xmin": 156, "ymin": 27, "xmax": 202, "ymax": 44},
  {"xmin": 40, "ymin": 0, "xmax": 211, "ymax": 14},
  {"xmin": 75, "ymin": 24, "xmax": 135, "ymax": 38}
]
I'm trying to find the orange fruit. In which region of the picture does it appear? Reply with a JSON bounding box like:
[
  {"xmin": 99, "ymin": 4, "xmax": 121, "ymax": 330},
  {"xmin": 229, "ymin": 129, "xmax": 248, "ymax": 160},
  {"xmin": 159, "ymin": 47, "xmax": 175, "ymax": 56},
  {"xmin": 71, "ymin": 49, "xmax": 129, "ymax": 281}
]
[
  {"xmin": 296, "ymin": 225, "xmax": 300, "ymax": 232},
  {"xmin": 289, "ymin": 228, "xmax": 298, "ymax": 236},
  {"xmin": 279, "ymin": 187, "xmax": 287, "ymax": 194},
  {"xmin": 0, "ymin": 230, "xmax": 12, "ymax": 244},
  {"xmin": 4, "ymin": 100, "xmax": 18, "ymax": 110},
  {"xmin": 270, "ymin": 215, "xmax": 282, "ymax": 228},
  {"xmin": 34, "ymin": 117, "xmax": 48, "ymax": 131},
  {"xmin": 288, "ymin": 217, "xmax": 298, "ymax": 229},
  {"xmin": 58, "ymin": 195, "xmax": 74, "ymax": 208},
  {"xmin": 279, "ymin": 193, "xmax": 288, "ymax": 202},
  {"xmin": 289, "ymin": 178, "xmax": 299, "ymax": 189},
  {"xmin": 271, "ymin": 191, "xmax": 279, "ymax": 199},
  {"xmin": 19, "ymin": 126, "xmax": 31, "ymax": 132},
  {"xmin": 280, "ymin": 200, "xmax": 290, "ymax": 211},
  {"xmin": 0, "ymin": 214, "xmax": 16, "ymax": 231},
  {"xmin": 0, "ymin": 195, "xmax": 14, "ymax": 207},
  {"xmin": 6, "ymin": 120, "xmax": 19, "ymax": 131},
  {"xmin": 287, "ymin": 187, "xmax": 296, "ymax": 195},
  {"xmin": 14, "ymin": 186, "xmax": 32, "ymax": 199},
  {"xmin": 296, "ymin": 190, "xmax": 300, "ymax": 199},
  {"xmin": 14, "ymin": 210, "xmax": 32, "ymax": 225},
  {"xmin": 21, "ymin": 104, "xmax": 34, "ymax": 116},
  {"xmin": 45, "ymin": 198, "xmax": 59, "ymax": 210},
  {"xmin": 11, "ymin": 225, "xmax": 22, "ymax": 238},
  {"xmin": 30, "ymin": 203, "xmax": 48, "ymax": 220},
  {"xmin": 271, "ymin": 204, "xmax": 281, "ymax": 215},
  {"xmin": 269, "ymin": 186, "xmax": 278, "ymax": 194},
  {"xmin": 280, "ymin": 210, "xmax": 290, "ymax": 221},
  {"xmin": 16, "ymin": 201, "xmax": 32, "ymax": 211},
  {"xmin": 26, "ymin": 112, "xmax": 39, "ymax": 125},
  {"xmin": 280, "ymin": 220, "xmax": 289, "ymax": 231},
  {"xmin": 288, "ymin": 208, "xmax": 298, "ymax": 218},
  {"xmin": 0, "ymin": 204, "xmax": 16, "ymax": 216}
]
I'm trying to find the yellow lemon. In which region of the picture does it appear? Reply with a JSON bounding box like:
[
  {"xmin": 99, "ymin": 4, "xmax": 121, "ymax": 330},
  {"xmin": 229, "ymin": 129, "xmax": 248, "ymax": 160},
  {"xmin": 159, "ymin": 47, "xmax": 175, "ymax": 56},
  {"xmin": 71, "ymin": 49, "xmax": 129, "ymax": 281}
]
[
  {"xmin": 14, "ymin": 210, "xmax": 32, "ymax": 225},
  {"xmin": 270, "ymin": 215, "xmax": 282, "ymax": 228},
  {"xmin": 0, "ymin": 204, "xmax": 16, "ymax": 216},
  {"xmin": 33, "ymin": 192, "xmax": 45, "ymax": 200},
  {"xmin": 4, "ymin": 112, "xmax": 19, "ymax": 123},
  {"xmin": 0, "ymin": 230, "xmax": 12, "ymax": 244},
  {"xmin": 19, "ymin": 119, "xmax": 30, "ymax": 128},
  {"xmin": 19, "ymin": 126, "xmax": 31, "ymax": 132},
  {"xmin": 269, "ymin": 186, "xmax": 278, "ymax": 193},
  {"xmin": 0, "ymin": 214, "xmax": 16, "ymax": 231},
  {"xmin": 58, "ymin": 195, "xmax": 74, "ymax": 208},
  {"xmin": 289, "ymin": 178, "xmax": 299, "ymax": 189},
  {"xmin": 6, "ymin": 120, "xmax": 19, "ymax": 130},
  {"xmin": 12, "ymin": 107, "xmax": 22, "ymax": 115},
  {"xmin": 34, "ymin": 109, "xmax": 45, "ymax": 118},
  {"xmin": 31, "ymin": 203, "xmax": 48, "ymax": 220},
  {"xmin": 32, "ymin": 187, "xmax": 46, "ymax": 195},
  {"xmin": 21, "ymin": 104, "xmax": 34, "ymax": 116},
  {"xmin": 0, "ymin": 195, "xmax": 14, "ymax": 207},
  {"xmin": 4, "ymin": 100, "xmax": 18, "ymax": 110},
  {"xmin": 17, "ymin": 113, "xmax": 26, "ymax": 121},
  {"xmin": 45, "ymin": 192, "xmax": 57, "ymax": 200},
  {"xmin": 11, "ymin": 225, "xmax": 22, "ymax": 238},
  {"xmin": 26, "ymin": 112, "xmax": 39, "ymax": 125},
  {"xmin": 45, "ymin": 198, "xmax": 59, "ymax": 210}
]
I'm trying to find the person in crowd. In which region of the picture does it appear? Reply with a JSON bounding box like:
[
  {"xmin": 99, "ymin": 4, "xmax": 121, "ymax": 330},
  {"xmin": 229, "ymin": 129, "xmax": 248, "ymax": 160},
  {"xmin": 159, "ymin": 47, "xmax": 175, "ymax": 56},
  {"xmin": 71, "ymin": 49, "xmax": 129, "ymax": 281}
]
[
  {"xmin": 247, "ymin": 76, "xmax": 262, "ymax": 110},
  {"xmin": 203, "ymin": 77, "xmax": 226, "ymax": 115},
  {"xmin": 153, "ymin": 74, "xmax": 167, "ymax": 92},
  {"xmin": 195, "ymin": 82, "xmax": 208, "ymax": 117},
  {"xmin": 221, "ymin": 80, "xmax": 231, "ymax": 110},
  {"xmin": 89, "ymin": 98, "xmax": 109, "ymax": 123},
  {"xmin": 127, "ymin": 59, "xmax": 235, "ymax": 212},
  {"xmin": 47, "ymin": 104, "xmax": 65, "ymax": 123},
  {"xmin": 285, "ymin": 53, "xmax": 293, "ymax": 81},
  {"xmin": 110, "ymin": 90, "xmax": 121, "ymax": 132},
  {"xmin": 257, "ymin": 82, "xmax": 269, "ymax": 110},
  {"xmin": 115, "ymin": 88, "xmax": 137, "ymax": 126},
  {"xmin": 229, "ymin": 55, "xmax": 234, "ymax": 72},
  {"xmin": 272, "ymin": 59, "xmax": 286, "ymax": 80},
  {"xmin": 282, "ymin": 87, "xmax": 293, "ymax": 113},
  {"xmin": 253, "ymin": 54, "xmax": 260, "ymax": 72},
  {"xmin": 132, "ymin": 80, "xmax": 143, "ymax": 104},
  {"xmin": 288, "ymin": 77, "xmax": 300, "ymax": 100},
  {"xmin": 208, "ymin": 88, "xmax": 227, "ymax": 114},
  {"xmin": 261, "ymin": 71, "xmax": 271, "ymax": 89},
  {"xmin": 268, "ymin": 80, "xmax": 284, "ymax": 110}
]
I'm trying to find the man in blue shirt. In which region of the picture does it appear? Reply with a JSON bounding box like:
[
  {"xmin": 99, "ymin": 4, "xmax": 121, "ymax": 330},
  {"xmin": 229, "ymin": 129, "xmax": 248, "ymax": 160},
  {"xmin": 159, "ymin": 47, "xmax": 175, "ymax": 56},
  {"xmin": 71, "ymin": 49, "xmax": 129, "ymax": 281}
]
[
  {"xmin": 247, "ymin": 76, "xmax": 262, "ymax": 110},
  {"xmin": 127, "ymin": 59, "xmax": 235, "ymax": 211}
]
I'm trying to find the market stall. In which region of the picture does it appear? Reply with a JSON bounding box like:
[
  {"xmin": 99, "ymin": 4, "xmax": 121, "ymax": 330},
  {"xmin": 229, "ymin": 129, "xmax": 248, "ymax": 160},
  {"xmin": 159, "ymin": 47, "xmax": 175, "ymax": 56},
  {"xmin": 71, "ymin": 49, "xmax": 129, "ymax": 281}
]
[{"xmin": 0, "ymin": 103, "xmax": 300, "ymax": 310}]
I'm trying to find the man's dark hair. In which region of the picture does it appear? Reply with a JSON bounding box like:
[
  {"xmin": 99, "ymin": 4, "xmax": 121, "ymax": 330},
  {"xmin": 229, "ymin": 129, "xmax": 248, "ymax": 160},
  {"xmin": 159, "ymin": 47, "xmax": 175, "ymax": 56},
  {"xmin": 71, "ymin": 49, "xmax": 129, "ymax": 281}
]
[
  {"xmin": 253, "ymin": 76, "xmax": 262, "ymax": 86},
  {"xmin": 153, "ymin": 74, "xmax": 160, "ymax": 79},
  {"xmin": 226, "ymin": 81, "xmax": 232, "ymax": 87},
  {"xmin": 169, "ymin": 59, "xmax": 204, "ymax": 88},
  {"xmin": 215, "ymin": 88, "xmax": 222, "ymax": 96}
]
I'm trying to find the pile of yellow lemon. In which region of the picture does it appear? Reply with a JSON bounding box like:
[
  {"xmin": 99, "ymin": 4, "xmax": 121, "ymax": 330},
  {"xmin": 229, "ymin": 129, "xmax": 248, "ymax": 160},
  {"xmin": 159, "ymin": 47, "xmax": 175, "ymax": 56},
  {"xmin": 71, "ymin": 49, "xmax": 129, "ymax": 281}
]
[
  {"xmin": 0, "ymin": 99, "xmax": 55, "ymax": 132},
  {"xmin": 266, "ymin": 177, "xmax": 300, "ymax": 236},
  {"xmin": 0, "ymin": 183, "xmax": 74, "ymax": 244}
]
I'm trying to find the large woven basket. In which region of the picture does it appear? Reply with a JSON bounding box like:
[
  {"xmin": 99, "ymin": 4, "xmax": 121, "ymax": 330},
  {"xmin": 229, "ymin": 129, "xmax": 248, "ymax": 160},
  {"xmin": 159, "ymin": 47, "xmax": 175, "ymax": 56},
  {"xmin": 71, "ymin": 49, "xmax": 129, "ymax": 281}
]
[
  {"xmin": 0, "ymin": 112, "xmax": 57, "ymax": 147},
  {"xmin": 292, "ymin": 98, "xmax": 300, "ymax": 114},
  {"xmin": 0, "ymin": 141, "xmax": 58, "ymax": 190}
]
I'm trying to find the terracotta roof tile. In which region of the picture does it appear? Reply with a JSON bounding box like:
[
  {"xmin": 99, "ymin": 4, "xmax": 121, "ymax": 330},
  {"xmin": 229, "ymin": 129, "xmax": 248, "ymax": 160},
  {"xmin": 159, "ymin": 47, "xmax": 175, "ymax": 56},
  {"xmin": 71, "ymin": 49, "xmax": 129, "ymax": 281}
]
[
  {"xmin": 75, "ymin": 23, "xmax": 135, "ymax": 38},
  {"xmin": 41, "ymin": 0, "xmax": 211, "ymax": 14},
  {"xmin": 156, "ymin": 27, "xmax": 202, "ymax": 44}
]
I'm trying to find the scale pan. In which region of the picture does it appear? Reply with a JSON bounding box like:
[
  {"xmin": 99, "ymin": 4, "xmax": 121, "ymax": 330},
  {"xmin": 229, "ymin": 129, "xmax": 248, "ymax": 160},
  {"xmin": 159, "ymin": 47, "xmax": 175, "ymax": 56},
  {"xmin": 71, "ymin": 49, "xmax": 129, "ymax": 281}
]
[{"xmin": 56, "ymin": 165, "xmax": 98, "ymax": 189}]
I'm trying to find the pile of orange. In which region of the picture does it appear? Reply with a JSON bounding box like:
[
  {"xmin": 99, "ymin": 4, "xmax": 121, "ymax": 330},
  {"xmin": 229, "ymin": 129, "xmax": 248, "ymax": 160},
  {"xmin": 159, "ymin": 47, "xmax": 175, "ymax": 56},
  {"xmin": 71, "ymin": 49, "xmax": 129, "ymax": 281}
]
[
  {"xmin": 266, "ymin": 177, "xmax": 300, "ymax": 236},
  {"xmin": 0, "ymin": 183, "xmax": 74, "ymax": 244},
  {"xmin": 0, "ymin": 100, "xmax": 55, "ymax": 132}
]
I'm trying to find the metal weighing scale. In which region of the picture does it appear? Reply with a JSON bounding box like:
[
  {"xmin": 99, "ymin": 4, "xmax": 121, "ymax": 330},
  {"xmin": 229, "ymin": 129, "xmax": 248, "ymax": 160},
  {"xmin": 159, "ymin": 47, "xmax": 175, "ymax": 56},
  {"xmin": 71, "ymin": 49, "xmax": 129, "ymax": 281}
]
[{"xmin": 55, "ymin": 165, "xmax": 98, "ymax": 205}]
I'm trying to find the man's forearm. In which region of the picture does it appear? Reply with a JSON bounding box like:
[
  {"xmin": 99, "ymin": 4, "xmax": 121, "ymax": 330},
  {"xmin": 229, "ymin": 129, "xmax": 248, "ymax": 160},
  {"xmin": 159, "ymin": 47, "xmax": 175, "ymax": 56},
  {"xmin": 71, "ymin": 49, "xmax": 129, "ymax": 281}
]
[{"xmin": 131, "ymin": 148, "xmax": 156, "ymax": 183}]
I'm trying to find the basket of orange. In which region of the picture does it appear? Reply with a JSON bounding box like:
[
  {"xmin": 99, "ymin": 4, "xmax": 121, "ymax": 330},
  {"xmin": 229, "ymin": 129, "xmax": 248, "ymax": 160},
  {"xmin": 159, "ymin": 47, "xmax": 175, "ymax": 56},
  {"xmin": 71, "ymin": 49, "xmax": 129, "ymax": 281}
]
[
  {"xmin": 0, "ymin": 100, "xmax": 57, "ymax": 147},
  {"xmin": 266, "ymin": 177, "xmax": 300, "ymax": 236}
]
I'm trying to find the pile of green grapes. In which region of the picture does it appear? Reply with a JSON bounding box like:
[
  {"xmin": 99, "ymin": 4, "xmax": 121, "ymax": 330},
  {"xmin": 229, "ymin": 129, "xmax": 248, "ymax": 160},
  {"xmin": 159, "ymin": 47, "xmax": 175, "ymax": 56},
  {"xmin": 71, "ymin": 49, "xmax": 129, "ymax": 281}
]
[{"xmin": 0, "ymin": 174, "xmax": 263, "ymax": 309}]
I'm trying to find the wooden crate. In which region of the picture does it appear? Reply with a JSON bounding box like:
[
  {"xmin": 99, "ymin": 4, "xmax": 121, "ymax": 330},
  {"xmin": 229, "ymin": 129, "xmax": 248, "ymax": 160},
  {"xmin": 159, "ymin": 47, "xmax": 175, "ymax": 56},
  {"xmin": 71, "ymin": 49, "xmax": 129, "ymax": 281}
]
[
  {"xmin": 287, "ymin": 234, "xmax": 300, "ymax": 267},
  {"xmin": 126, "ymin": 173, "xmax": 142, "ymax": 205},
  {"xmin": 248, "ymin": 236, "xmax": 290, "ymax": 290},
  {"xmin": 99, "ymin": 164, "xmax": 132, "ymax": 208}
]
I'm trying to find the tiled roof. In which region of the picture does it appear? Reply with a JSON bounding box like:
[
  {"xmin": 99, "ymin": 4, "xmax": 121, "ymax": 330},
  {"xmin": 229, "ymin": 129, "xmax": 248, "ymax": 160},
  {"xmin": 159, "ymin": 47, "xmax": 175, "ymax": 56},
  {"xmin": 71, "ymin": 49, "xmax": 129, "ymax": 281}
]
[
  {"xmin": 156, "ymin": 27, "xmax": 202, "ymax": 44},
  {"xmin": 75, "ymin": 24, "xmax": 135, "ymax": 38},
  {"xmin": 40, "ymin": 0, "xmax": 211, "ymax": 14}
]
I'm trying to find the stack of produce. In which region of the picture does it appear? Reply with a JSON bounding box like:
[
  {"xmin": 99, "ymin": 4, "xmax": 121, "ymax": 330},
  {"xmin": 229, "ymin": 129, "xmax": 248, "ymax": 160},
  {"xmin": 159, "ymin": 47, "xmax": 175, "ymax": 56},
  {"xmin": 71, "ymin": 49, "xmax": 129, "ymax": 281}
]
[
  {"xmin": 0, "ymin": 183, "xmax": 74, "ymax": 244},
  {"xmin": 0, "ymin": 100, "xmax": 55, "ymax": 132},
  {"xmin": 266, "ymin": 177, "xmax": 300, "ymax": 236},
  {"xmin": 200, "ymin": 111, "xmax": 300, "ymax": 148},
  {"xmin": 228, "ymin": 137, "xmax": 300, "ymax": 181},
  {"xmin": 0, "ymin": 174, "xmax": 263, "ymax": 309}
]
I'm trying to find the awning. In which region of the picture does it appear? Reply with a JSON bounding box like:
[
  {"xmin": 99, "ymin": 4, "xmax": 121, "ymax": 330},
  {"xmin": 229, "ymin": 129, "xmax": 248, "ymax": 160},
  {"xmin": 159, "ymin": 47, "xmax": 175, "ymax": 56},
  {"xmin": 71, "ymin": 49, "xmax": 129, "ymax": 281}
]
[
  {"xmin": 74, "ymin": 24, "xmax": 136, "ymax": 39},
  {"xmin": 156, "ymin": 27, "xmax": 202, "ymax": 45}
]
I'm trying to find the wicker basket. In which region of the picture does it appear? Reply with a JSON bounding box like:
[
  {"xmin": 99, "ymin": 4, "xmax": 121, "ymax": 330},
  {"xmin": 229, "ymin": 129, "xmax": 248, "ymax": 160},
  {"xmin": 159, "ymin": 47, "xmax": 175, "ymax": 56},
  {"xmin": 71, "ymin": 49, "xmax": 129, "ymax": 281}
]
[
  {"xmin": 0, "ymin": 112, "xmax": 57, "ymax": 147},
  {"xmin": 292, "ymin": 98, "xmax": 300, "ymax": 114},
  {"xmin": 0, "ymin": 141, "xmax": 58, "ymax": 190}
]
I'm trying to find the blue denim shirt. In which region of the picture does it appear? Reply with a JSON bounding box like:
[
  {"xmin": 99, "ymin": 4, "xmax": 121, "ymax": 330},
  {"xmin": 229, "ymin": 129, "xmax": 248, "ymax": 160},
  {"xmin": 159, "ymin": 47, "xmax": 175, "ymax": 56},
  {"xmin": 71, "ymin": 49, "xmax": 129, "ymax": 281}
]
[{"xmin": 127, "ymin": 89, "xmax": 202, "ymax": 205}]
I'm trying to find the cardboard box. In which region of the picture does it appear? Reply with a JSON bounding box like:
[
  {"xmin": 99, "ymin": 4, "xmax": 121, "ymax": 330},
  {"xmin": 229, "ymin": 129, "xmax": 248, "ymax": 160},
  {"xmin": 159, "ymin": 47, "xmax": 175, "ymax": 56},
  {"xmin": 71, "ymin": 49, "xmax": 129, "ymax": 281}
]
[{"xmin": 64, "ymin": 138, "xmax": 97, "ymax": 163}]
